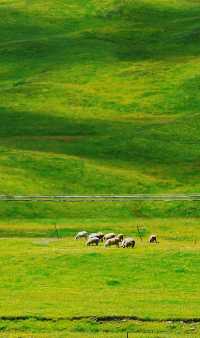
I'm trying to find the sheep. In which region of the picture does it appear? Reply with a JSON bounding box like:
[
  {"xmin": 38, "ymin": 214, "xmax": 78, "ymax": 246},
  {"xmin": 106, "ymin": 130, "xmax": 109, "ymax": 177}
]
[
  {"xmin": 88, "ymin": 233, "xmax": 98, "ymax": 239},
  {"xmin": 117, "ymin": 234, "xmax": 124, "ymax": 241},
  {"xmin": 86, "ymin": 236, "xmax": 100, "ymax": 246},
  {"xmin": 96, "ymin": 232, "xmax": 104, "ymax": 241},
  {"xmin": 105, "ymin": 236, "xmax": 122, "ymax": 247},
  {"xmin": 149, "ymin": 234, "xmax": 157, "ymax": 243},
  {"xmin": 121, "ymin": 238, "xmax": 135, "ymax": 248},
  {"xmin": 104, "ymin": 233, "xmax": 116, "ymax": 241},
  {"xmin": 88, "ymin": 232, "xmax": 104, "ymax": 242},
  {"xmin": 75, "ymin": 231, "xmax": 88, "ymax": 240},
  {"xmin": 89, "ymin": 232, "xmax": 104, "ymax": 240}
]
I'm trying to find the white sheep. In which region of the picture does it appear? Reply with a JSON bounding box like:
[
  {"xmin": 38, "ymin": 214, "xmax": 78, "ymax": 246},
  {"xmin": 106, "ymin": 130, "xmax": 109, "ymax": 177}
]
[
  {"xmin": 104, "ymin": 233, "xmax": 116, "ymax": 241},
  {"xmin": 75, "ymin": 231, "xmax": 88, "ymax": 240},
  {"xmin": 88, "ymin": 232, "xmax": 104, "ymax": 241},
  {"xmin": 121, "ymin": 238, "xmax": 135, "ymax": 248},
  {"xmin": 86, "ymin": 236, "xmax": 100, "ymax": 246},
  {"xmin": 88, "ymin": 233, "xmax": 98, "ymax": 238},
  {"xmin": 105, "ymin": 236, "xmax": 121, "ymax": 247}
]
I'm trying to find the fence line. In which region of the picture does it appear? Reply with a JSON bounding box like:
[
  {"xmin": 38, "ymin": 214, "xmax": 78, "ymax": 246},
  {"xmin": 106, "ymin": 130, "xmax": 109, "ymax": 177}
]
[{"xmin": 0, "ymin": 194, "xmax": 199, "ymax": 201}]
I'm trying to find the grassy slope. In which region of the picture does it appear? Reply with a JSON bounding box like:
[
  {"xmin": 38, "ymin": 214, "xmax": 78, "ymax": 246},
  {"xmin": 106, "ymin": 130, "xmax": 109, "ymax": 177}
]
[
  {"xmin": 0, "ymin": 0, "xmax": 200, "ymax": 219},
  {"xmin": 0, "ymin": 2, "xmax": 200, "ymax": 335}
]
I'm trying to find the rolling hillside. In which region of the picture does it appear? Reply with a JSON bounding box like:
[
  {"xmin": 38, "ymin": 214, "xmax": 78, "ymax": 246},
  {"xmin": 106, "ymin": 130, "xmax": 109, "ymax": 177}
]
[
  {"xmin": 0, "ymin": 2, "xmax": 200, "ymax": 336},
  {"xmin": 0, "ymin": 0, "xmax": 200, "ymax": 220}
]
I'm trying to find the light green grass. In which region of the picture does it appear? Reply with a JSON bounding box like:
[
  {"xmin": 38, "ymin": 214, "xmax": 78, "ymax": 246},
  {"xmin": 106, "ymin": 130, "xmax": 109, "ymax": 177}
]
[
  {"xmin": 0, "ymin": 218, "xmax": 199, "ymax": 335},
  {"xmin": 1, "ymin": 236, "xmax": 199, "ymax": 319}
]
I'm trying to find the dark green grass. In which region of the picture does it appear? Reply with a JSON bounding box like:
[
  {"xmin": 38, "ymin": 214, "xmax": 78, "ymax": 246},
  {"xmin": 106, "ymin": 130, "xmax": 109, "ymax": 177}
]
[
  {"xmin": 0, "ymin": 318, "xmax": 200, "ymax": 337},
  {"xmin": 0, "ymin": 0, "xmax": 200, "ymax": 219}
]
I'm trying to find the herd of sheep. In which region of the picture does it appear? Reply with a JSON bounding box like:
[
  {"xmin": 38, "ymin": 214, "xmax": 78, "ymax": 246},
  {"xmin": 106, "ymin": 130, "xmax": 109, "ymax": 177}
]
[{"xmin": 75, "ymin": 231, "xmax": 157, "ymax": 248}]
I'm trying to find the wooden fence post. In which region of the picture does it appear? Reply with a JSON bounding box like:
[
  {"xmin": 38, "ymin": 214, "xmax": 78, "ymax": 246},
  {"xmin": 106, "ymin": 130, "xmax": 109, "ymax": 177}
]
[
  {"xmin": 137, "ymin": 225, "xmax": 143, "ymax": 241},
  {"xmin": 54, "ymin": 223, "xmax": 60, "ymax": 239}
]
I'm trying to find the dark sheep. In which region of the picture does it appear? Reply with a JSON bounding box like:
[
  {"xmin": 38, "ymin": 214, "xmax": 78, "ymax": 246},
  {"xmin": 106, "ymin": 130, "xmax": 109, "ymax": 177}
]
[
  {"xmin": 149, "ymin": 234, "xmax": 157, "ymax": 243},
  {"xmin": 86, "ymin": 237, "xmax": 100, "ymax": 246}
]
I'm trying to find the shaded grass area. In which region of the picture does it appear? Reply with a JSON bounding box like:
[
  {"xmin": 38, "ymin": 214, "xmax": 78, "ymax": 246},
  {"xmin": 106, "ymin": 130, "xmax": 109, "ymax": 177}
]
[
  {"xmin": 0, "ymin": 200, "xmax": 199, "ymax": 227},
  {"xmin": 0, "ymin": 217, "xmax": 199, "ymax": 240}
]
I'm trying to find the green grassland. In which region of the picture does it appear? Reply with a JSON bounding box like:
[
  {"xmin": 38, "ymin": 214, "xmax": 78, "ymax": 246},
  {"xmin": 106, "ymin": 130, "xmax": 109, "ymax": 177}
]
[
  {"xmin": 0, "ymin": 0, "xmax": 200, "ymax": 336},
  {"xmin": 0, "ymin": 219, "xmax": 200, "ymax": 320},
  {"xmin": 0, "ymin": 217, "xmax": 199, "ymax": 336},
  {"xmin": 0, "ymin": 0, "xmax": 200, "ymax": 219}
]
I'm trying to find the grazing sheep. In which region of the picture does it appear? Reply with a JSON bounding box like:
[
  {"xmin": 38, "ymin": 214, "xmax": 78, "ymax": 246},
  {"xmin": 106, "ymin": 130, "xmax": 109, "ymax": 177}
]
[
  {"xmin": 88, "ymin": 232, "xmax": 104, "ymax": 241},
  {"xmin": 75, "ymin": 231, "xmax": 88, "ymax": 240},
  {"xmin": 149, "ymin": 234, "xmax": 157, "ymax": 243},
  {"xmin": 96, "ymin": 232, "xmax": 104, "ymax": 241},
  {"xmin": 86, "ymin": 236, "xmax": 100, "ymax": 246},
  {"xmin": 105, "ymin": 236, "xmax": 122, "ymax": 247},
  {"xmin": 117, "ymin": 234, "xmax": 124, "ymax": 241},
  {"xmin": 88, "ymin": 233, "xmax": 98, "ymax": 239},
  {"xmin": 104, "ymin": 233, "xmax": 116, "ymax": 241},
  {"xmin": 121, "ymin": 238, "xmax": 135, "ymax": 248}
]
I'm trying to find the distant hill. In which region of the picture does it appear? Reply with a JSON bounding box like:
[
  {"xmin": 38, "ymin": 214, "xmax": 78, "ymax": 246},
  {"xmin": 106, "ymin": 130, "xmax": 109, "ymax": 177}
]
[{"xmin": 0, "ymin": 0, "xmax": 200, "ymax": 220}]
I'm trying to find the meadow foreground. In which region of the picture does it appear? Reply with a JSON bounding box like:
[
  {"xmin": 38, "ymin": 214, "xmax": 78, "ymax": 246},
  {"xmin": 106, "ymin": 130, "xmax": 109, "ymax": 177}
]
[{"xmin": 0, "ymin": 217, "xmax": 199, "ymax": 336}]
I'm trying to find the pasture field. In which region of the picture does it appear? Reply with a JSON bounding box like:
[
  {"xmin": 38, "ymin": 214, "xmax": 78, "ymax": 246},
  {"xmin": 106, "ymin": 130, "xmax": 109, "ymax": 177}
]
[
  {"xmin": 0, "ymin": 0, "xmax": 200, "ymax": 218},
  {"xmin": 1, "ymin": 0, "xmax": 200, "ymax": 336},
  {"xmin": 0, "ymin": 217, "xmax": 199, "ymax": 336}
]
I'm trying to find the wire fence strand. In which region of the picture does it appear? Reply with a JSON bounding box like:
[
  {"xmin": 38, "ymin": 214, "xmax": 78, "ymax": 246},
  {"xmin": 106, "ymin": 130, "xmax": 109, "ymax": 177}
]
[{"xmin": 0, "ymin": 194, "xmax": 199, "ymax": 202}]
